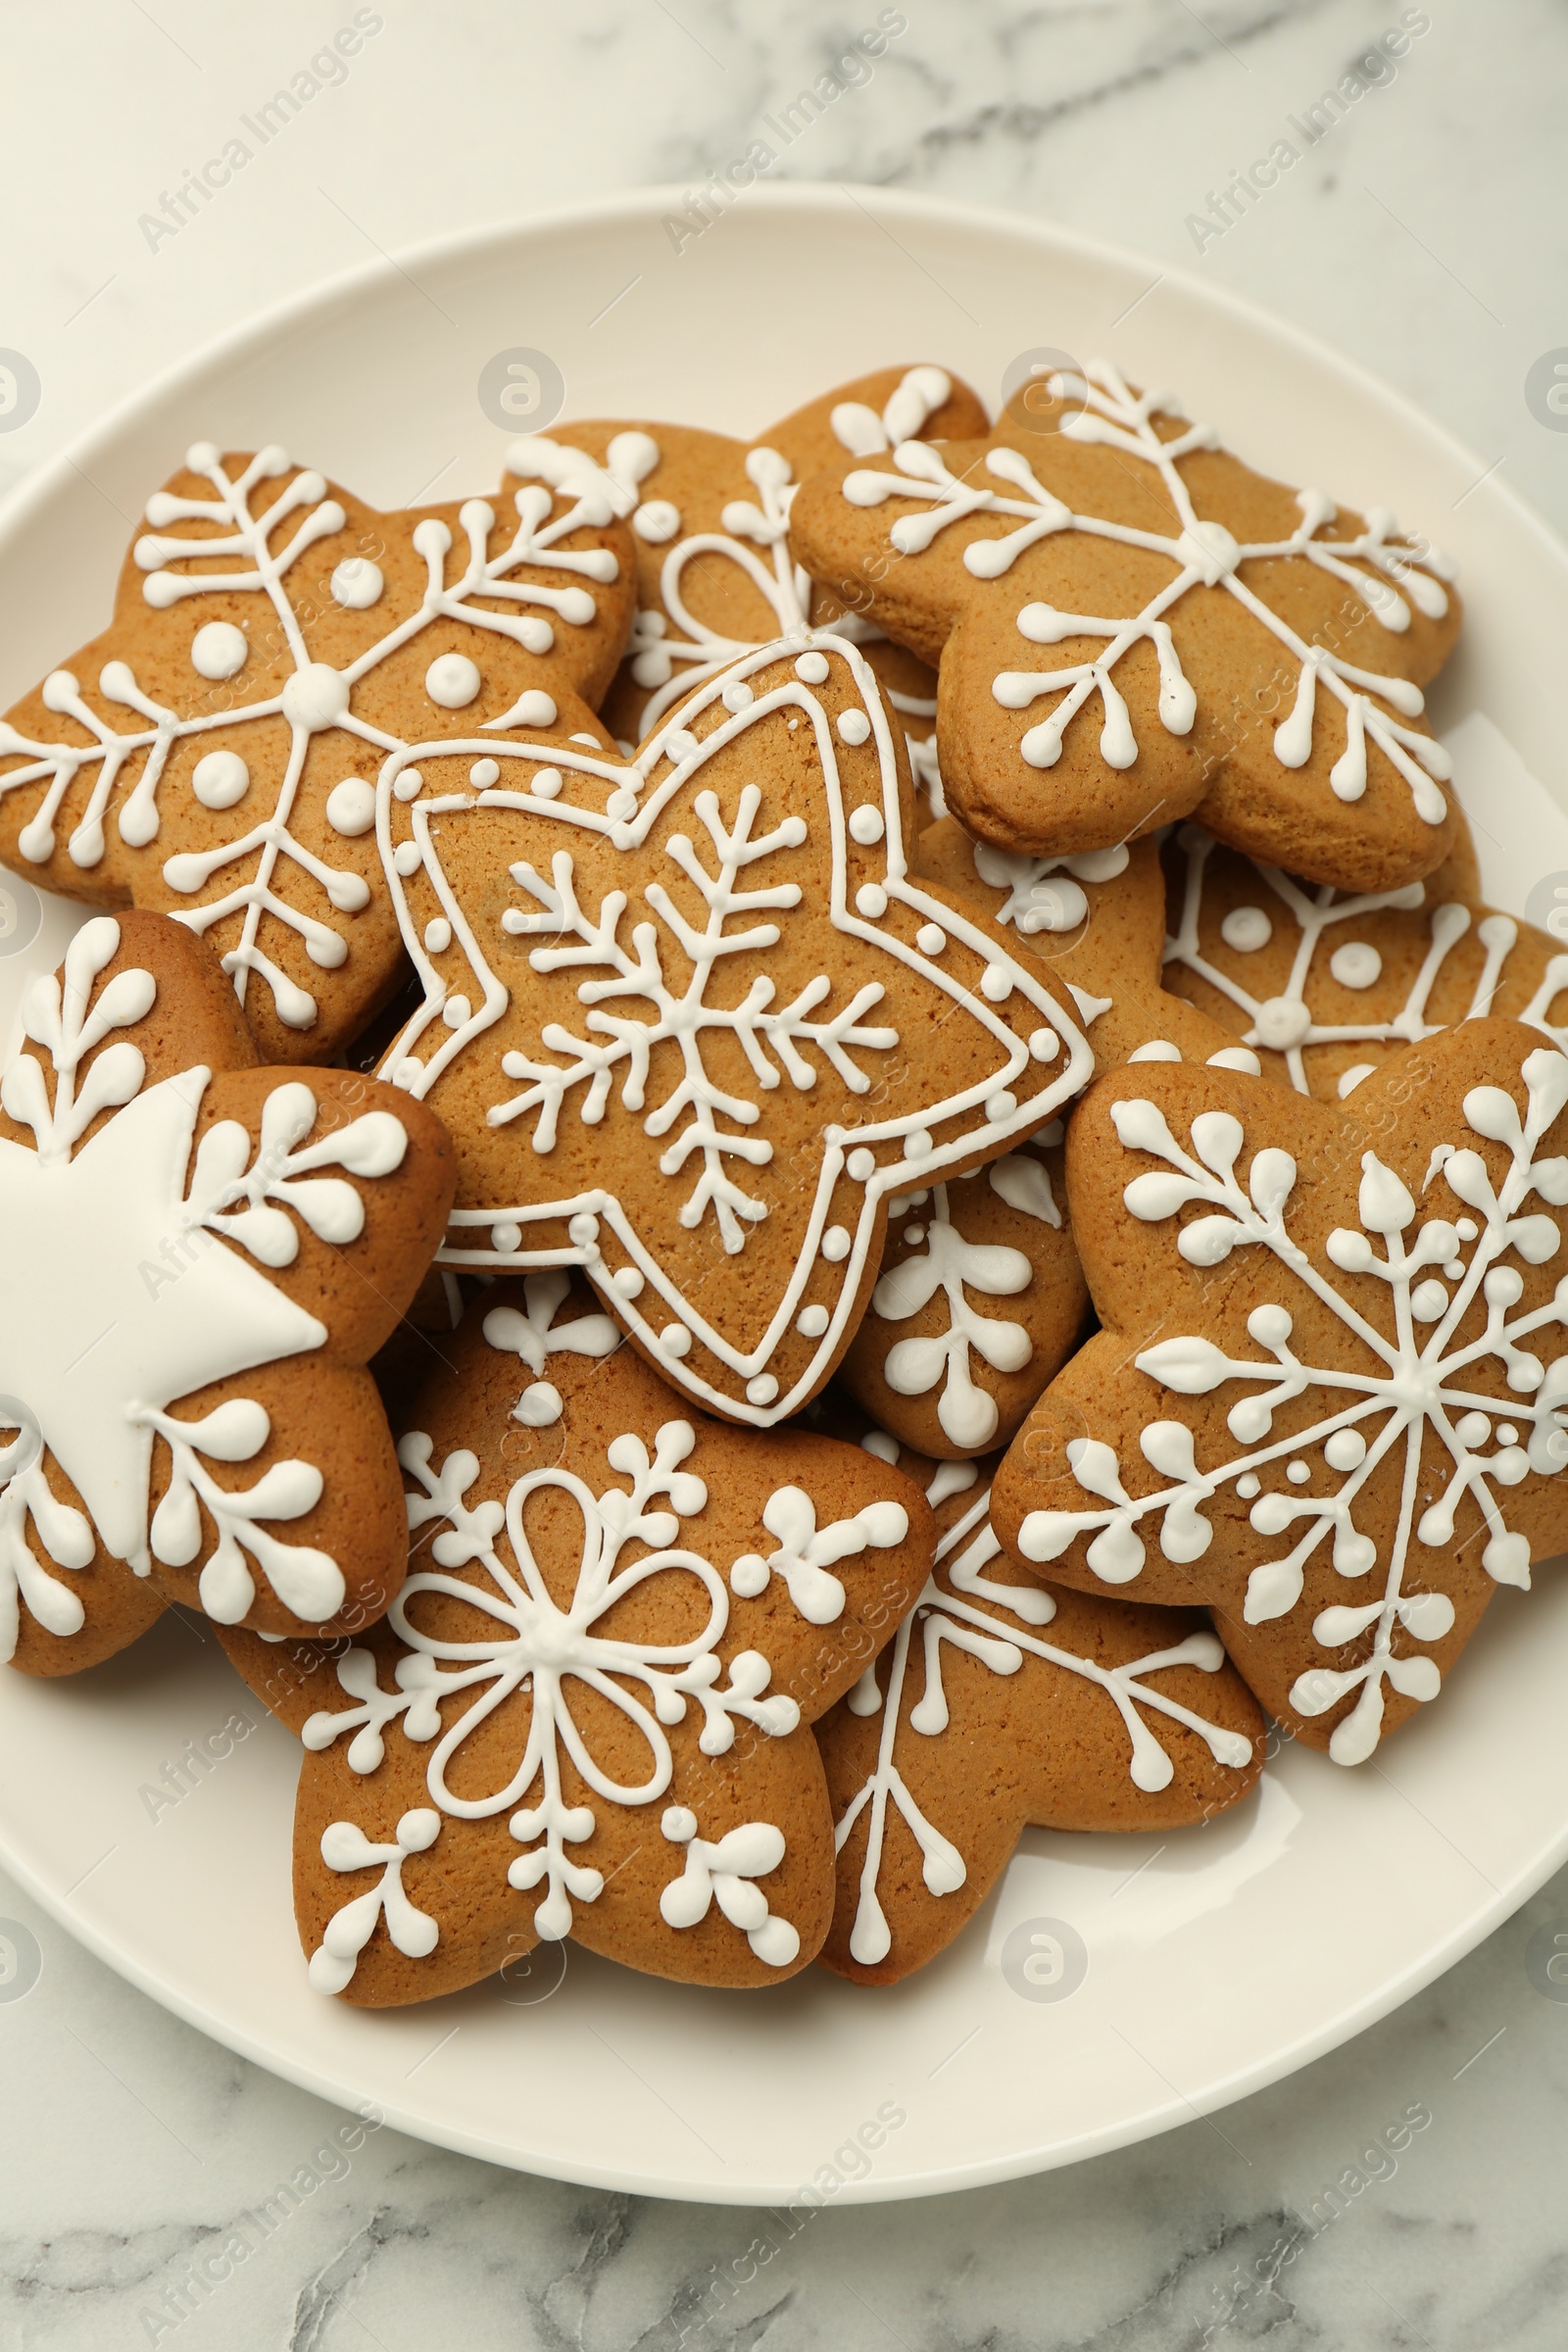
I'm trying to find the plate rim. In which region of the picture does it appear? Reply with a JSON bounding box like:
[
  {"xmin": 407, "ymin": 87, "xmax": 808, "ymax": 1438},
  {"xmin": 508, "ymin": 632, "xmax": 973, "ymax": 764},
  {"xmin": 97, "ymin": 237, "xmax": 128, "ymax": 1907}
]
[{"xmin": 3, "ymin": 179, "xmax": 1568, "ymax": 2206}]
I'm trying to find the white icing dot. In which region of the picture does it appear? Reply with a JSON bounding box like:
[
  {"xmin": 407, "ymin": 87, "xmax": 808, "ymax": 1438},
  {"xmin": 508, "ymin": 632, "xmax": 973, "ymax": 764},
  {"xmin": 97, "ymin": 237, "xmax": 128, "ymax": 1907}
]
[
  {"xmin": 191, "ymin": 621, "xmax": 247, "ymax": 680},
  {"xmin": 986, "ymin": 1092, "xmax": 1017, "ymax": 1121},
  {"xmin": 569, "ymin": 732, "xmax": 599, "ymax": 747},
  {"xmin": 821, "ymin": 1226, "xmax": 852, "ymax": 1261},
  {"xmin": 837, "ymin": 709, "xmax": 871, "ymax": 746},
  {"xmin": 916, "ymin": 923, "xmax": 947, "ymax": 956},
  {"xmin": 795, "ymin": 651, "xmax": 830, "ymax": 683},
  {"xmin": 1337, "ymin": 1063, "xmax": 1378, "ymax": 1098},
  {"xmin": 423, "ymin": 917, "xmax": 452, "ymax": 954},
  {"xmin": 191, "ymin": 750, "xmax": 249, "ymax": 810},
  {"xmin": 426, "ymin": 653, "xmax": 481, "ymax": 709},
  {"xmin": 1030, "ymin": 1029, "xmax": 1059, "ymax": 1061},
  {"xmin": 721, "ymin": 680, "xmax": 755, "ymax": 712},
  {"xmin": 514, "ymin": 1382, "xmax": 563, "ymax": 1427},
  {"xmin": 1330, "ymin": 941, "xmax": 1383, "ymax": 990},
  {"xmin": 905, "ymin": 1128, "xmax": 933, "ymax": 1160},
  {"xmin": 665, "ymin": 729, "xmax": 701, "ymax": 762},
  {"xmin": 633, "ymin": 499, "xmax": 680, "ymax": 543},
  {"xmin": 612, "ymin": 1265, "xmax": 645, "ymax": 1299},
  {"xmin": 847, "ymin": 1148, "xmax": 876, "ymax": 1181},
  {"xmin": 1236, "ymin": 1473, "xmax": 1260, "ymax": 1498},
  {"xmin": 797, "ymin": 1304, "xmax": 830, "ymax": 1338},
  {"xmin": 1221, "ymin": 906, "xmax": 1272, "ymax": 953},
  {"xmin": 1325, "ymin": 1429, "xmax": 1366, "ymax": 1470},
  {"xmin": 1206, "ymin": 1048, "xmax": 1262, "ymax": 1075},
  {"xmin": 568, "ymin": 1212, "xmax": 600, "ymax": 1248},
  {"xmin": 492, "ymin": 1221, "xmax": 522, "ymax": 1254},
  {"xmin": 391, "ymin": 1057, "xmax": 422, "ymax": 1090},
  {"xmin": 606, "ymin": 785, "xmax": 639, "ymax": 819},
  {"xmin": 394, "ymin": 766, "xmax": 423, "ymax": 800},
  {"xmin": 1410, "ymin": 1279, "xmax": 1448, "ymax": 1322},
  {"xmin": 1130, "ymin": 1041, "xmax": 1183, "ymax": 1063},
  {"xmin": 981, "ymin": 964, "xmax": 1013, "ymax": 1003},
  {"xmin": 746, "ymin": 1373, "xmax": 779, "ymax": 1405},
  {"xmin": 532, "ymin": 767, "xmax": 564, "ymax": 799},
  {"xmin": 330, "ymin": 557, "xmax": 383, "ymax": 610},
  {"xmin": 1253, "ymin": 996, "xmax": 1311, "ymax": 1052},
  {"xmin": 1455, "ymin": 1411, "xmax": 1492, "ymax": 1448},
  {"xmin": 510, "ymin": 691, "xmax": 559, "ymax": 727},
  {"xmin": 1456, "ymin": 1218, "xmax": 1479, "ymax": 1241},
  {"xmin": 324, "ymin": 776, "xmax": 376, "ymax": 837},
  {"xmin": 283, "ymin": 663, "xmax": 351, "ymax": 731},
  {"xmin": 1498, "ymin": 1424, "xmax": 1519, "ymax": 1446},
  {"xmin": 1287, "ymin": 1461, "xmax": 1310, "ymax": 1485},
  {"xmin": 392, "ymin": 840, "xmax": 422, "ymax": 876},
  {"xmin": 469, "ymin": 757, "xmax": 501, "ymax": 789},
  {"xmin": 856, "ymin": 884, "xmax": 888, "ymax": 918},
  {"xmin": 442, "ymin": 995, "xmax": 471, "ymax": 1029},
  {"xmin": 849, "ymin": 806, "xmax": 885, "ymax": 845},
  {"xmin": 661, "ymin": 1323, "xmax": 692, "ymax": 1358}
]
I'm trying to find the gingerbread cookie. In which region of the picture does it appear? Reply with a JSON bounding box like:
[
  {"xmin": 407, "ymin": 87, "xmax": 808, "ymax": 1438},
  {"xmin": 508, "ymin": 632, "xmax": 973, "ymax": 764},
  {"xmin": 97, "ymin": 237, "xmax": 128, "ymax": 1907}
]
[
  {"xmin": 371, "ymin": 630, "xmax": 1094, "ymax": 1427},
  {"xmin": 790, "ymin": 360, "xmax": 1461, "ymax": 892},
  {"xmin": 220, "ymin": 1282, "xmax": 934, "ymax": 2001},
  {"xmin": 1163, "ymin": 814, "xmax": 1568, "ymax": 1099},
  {"xmin": 0, "ymin": 909, "xmax": 454, "ymax": 1675},
  {"xmin": 0, "ymin": 442, "xmax": 634, "ymax": 1062},
  {"xmin": 836, "ymin": 1127, "xmax": 1087, "ymax": 1455},
  {"xmin": 808, "ymin": 1417, "xmax": 1261, "ymax": 1983},
  {"xmin": 991, "ymin": 1025, "xmax": 1568, "ymax": 1760},
  {"xmin": 504, "ymin": 363, "xmax": 981, "ymax": 759},
  {"xmin": 916, "ymin": 813, "xmax": 1253, "ymax": 1075}
]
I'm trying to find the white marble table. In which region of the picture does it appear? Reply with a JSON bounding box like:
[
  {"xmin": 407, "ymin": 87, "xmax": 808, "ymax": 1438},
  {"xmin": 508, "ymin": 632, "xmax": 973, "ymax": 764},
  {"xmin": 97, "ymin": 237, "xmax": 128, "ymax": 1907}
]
[{"xmin": 4, "ymin": 1, "xmax": 1568, "ymax": 2342}]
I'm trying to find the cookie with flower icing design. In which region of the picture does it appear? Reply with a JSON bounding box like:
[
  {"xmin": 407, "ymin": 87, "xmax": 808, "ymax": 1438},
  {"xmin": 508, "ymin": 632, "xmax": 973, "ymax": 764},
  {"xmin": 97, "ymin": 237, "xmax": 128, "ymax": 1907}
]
[
  {"xmin": 370, "ymin": 630, "xmax": 1094, "ymax": 1428},
  {"xmin": 0, "ymin": 442, "xmax": 634, "ymax": 1063},
  {"xmin": 991, "ymin": 1024, "xmax": 1568, "ymax": 1761},
  {"xmin": 789, "ymin": 360, "xmax": 1462, "ymax": 893},
  {"xmin": 0, "ymin": 910, "xmax": 454, "ymax": 1676},
  {"xmin": 915, "ymin": 812, "xmax": 1256, "ymax": 1077},
  {"xmin": 836, "ymin": 1130, "xmax": 1087, "ymax": 1456},
  {"xmin": 1162, "ymin": 813, "xmax": 1568, "ymax": 1102},
  {"xmin": 806, "ymin": 1413, "xmax": 1261, "ymax": 1984},
  {"xmin": 503, "ymin": 363, "xmax": 983, "ymax": 770},
  {"xmin": 219, "ymin": 1280, "xmax": 934, "ymax": 2001}
]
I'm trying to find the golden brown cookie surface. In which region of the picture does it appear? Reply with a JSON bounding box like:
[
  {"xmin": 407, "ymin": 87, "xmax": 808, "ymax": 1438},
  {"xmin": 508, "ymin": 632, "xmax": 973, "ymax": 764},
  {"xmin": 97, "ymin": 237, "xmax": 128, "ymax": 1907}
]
[{"xmin": 221, "ymin": 1282, "xmax": 935, "ymax": 2003}]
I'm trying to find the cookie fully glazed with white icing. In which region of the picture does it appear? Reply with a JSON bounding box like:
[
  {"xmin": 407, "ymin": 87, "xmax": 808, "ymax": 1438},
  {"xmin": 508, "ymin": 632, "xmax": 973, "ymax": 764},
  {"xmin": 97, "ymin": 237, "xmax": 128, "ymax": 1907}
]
[
  {"xmin": 1162, "ymin": 815, "xmax": 1568, "ymax": 1100},
  {"xmin": 813, "ymin": 1423, "xmax": 1261, "ymax": 1984},
  {"xmin": 0, "ymin": 443, "xmax": 635, "ymax": 1061},
  {"xmin": 371, "ymin": 631, "xmax": 1094, "ymax": 1427},
  {"xmin": 991, "ymin": 1024, "xmax": 1568, "ymax": 1760},
  {"xmin": 790, "ymin": 361, "xmax": 1461, "ymax": 893},
  {"xmin": 220, "ymin": 1282, "xmax": 934, "ymax": 2002},
  {"xmin": 0, "ymin": 910, "xmax": 454, "ymax": 1674}
]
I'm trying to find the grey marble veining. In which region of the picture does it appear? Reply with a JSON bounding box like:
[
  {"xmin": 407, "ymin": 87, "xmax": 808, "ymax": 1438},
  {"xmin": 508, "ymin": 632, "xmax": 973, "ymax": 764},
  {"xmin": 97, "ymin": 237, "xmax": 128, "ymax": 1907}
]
[{"xmin": 3, "ymin": 1, "xmax": 1568, "ymax": 2343}]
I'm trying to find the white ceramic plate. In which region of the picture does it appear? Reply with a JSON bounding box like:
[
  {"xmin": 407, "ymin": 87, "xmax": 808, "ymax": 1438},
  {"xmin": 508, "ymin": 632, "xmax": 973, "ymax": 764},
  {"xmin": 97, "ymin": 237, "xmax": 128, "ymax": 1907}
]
[{"xmin": 4, "ymin": 186, "xmax": 1568, "ymax": 2207}]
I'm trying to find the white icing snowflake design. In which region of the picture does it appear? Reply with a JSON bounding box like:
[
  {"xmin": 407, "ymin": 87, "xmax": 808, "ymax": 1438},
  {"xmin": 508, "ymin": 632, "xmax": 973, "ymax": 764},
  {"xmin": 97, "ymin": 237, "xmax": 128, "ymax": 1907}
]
[
  {"xmin": 373, "ymin": 631, "xmax": 1092, "ymax": 1425},
  {"xmin": 0, "ymin": 444, "xmax": 619, "ymax": 1033},
  {"xmin": 868, "ymin": 1152, "xmax": 1063, "ymax": 1451},
  {"xmin": 835, "ymin": 1469, "xmax": 1252, "ymax": 1965},
  {"xmin": 0, "ymin": 918, "xmax": 410, "ymax": 1654},
  {"xmin": 1017, "ymin": 1051, "xmax": 1568, "ymax": 1761},
  {"xmin": 301, "ymin": 1412, "xmax": 907, "ymax": 1984},
  {"xmin": 511, "ymin": 368, "xmax": 952, "ymax": 758},
  {"xmin": 840, "ymin": 360, "xmax": 1454, "ymax": 822},
  {"xmin": 1165, "ymin": 823, "xmax": 1568, "ymax": 1094}
]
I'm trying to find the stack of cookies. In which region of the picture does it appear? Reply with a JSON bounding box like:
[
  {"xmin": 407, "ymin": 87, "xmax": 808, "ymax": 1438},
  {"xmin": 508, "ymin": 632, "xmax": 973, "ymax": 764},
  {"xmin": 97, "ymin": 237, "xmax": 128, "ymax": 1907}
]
[{"xmin": 2, "ymin": 359, "xmax": 1564, "ymax": 2004}]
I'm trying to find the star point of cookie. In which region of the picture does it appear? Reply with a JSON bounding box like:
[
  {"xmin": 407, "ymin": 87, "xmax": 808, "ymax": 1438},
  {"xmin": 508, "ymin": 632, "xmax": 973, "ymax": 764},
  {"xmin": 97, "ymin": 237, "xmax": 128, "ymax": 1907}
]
[
  {"xmin": 790, "ymin": 359, "xmax": 1462, "ymax": 893},
  {"xmin": 503, "ymin": 364, "xmax": 984, "ymax": 769},
  {"xmin": 1162, "ymin": 813, "xmax": 1568, "ymax": 1100},
  {"xmin": 808, "ymin": 1415, "xmax": 1262, "ymax": 1984},
  {"xmin": 369, "ymin": 630, "xmax": 1095, "ymax": 1427},
  {"xmin": 0, "ymin": 442, "xmax": 635, "ymax": 1061},
  {"xmin": 218, "ymin": 1282, "xmax": 936, "ymax": 2002},
  {"xmin": 990, "ymin": 1023, "xmax": 1568, "ymax": 1761},
  {"xmin": 0, "ymin": 908, "xmax": 455, "ymax": 1675}
]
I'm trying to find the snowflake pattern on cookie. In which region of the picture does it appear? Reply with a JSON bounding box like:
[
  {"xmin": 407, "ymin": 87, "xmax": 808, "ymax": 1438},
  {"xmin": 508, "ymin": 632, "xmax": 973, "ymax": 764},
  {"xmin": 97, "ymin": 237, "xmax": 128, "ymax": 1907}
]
[
  {"xmin": 993, "ymin": 1029, "xmax": 1568, "ymax": 1761},
  {"xmin": 0, "ymin": 443, "xmax": 634, "ymax": 1059},
  {"xmin": 372, "ymin": 631, "xmax": 1094, "ymax": 1426},
  {"xmin": 0, "ymin": 909, "xmax": 453, "ymax": 1671},
  {"xmin": 220, "ymin": 1286, "xmax": 932, "ymax": 2001},
  {"xmin": 790, "ymin": 360, "xmax": 1461, "ymax": 891}
]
